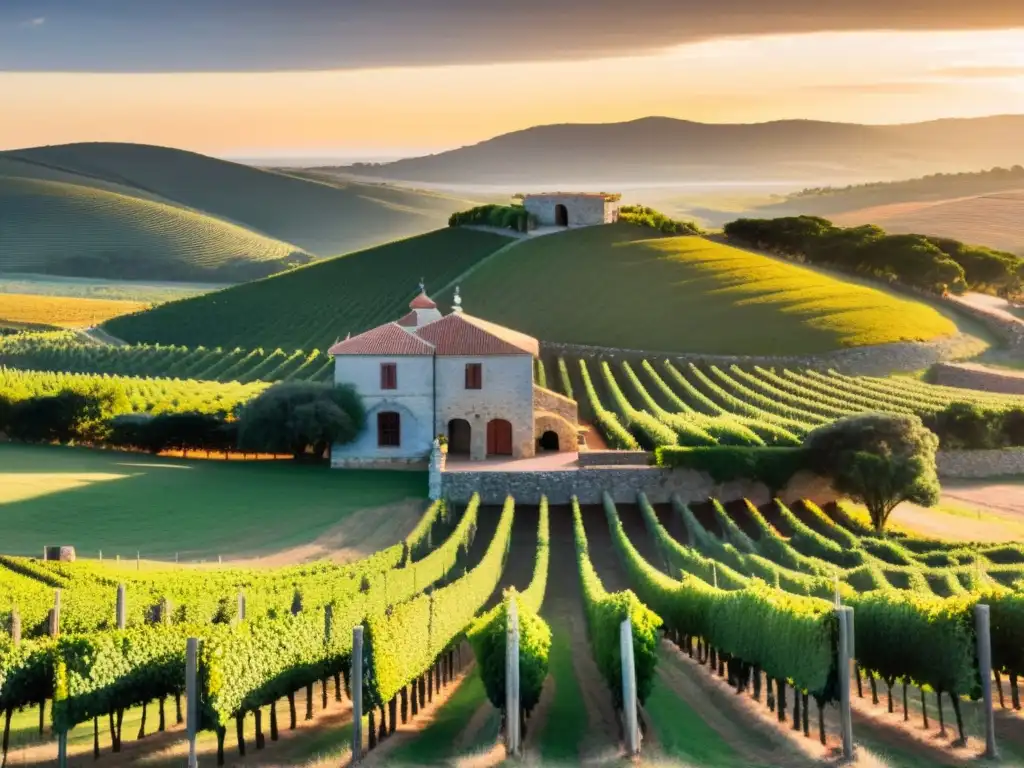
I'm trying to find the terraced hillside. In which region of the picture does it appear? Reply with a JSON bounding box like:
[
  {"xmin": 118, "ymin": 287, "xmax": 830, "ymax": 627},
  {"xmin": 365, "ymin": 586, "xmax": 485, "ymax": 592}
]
[
  {"xmin": 0, "ymin": 176, "xmax": 310, "ymax": 282},
  {"xmin": 0, "ymin": 143, "xmax": 479, "ymax": 281},
  {"xmin": 103, "ymin": 228, "xmax": 516, "ymax": 349},
  {"xmin": 433, "ymin": 224, "xmax": 955, "ymax": 354}
]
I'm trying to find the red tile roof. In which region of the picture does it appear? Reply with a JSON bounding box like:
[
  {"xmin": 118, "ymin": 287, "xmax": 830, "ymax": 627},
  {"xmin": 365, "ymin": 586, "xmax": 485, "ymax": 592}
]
[
  {"xmin": 409, "ymin": 292, "xmax": 437, "ymax": 309},
  {"xmin": 414, "ymin": 313, "xmax": 538, "ymax": 356},
  {"xmin": 396, "ymin": 311, "xmax": 418, "ymax": 327},
  {"xmin": 328, "ymin": 323, "xmax": 435, "ymax": 356}
]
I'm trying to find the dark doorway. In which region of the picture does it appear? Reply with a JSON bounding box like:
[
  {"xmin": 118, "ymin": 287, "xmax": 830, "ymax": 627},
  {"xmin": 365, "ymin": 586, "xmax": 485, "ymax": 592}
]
[
  {"xmin": 448, "ymin": 418, "xmax": 471, "ymax": 455},
  {"xmin": 486, "ymin": 419, "xmax": 513, "ymax": 456},
  {"xmin": 554, "ymin": 204, "xmax": 569, "ymax": 227},
  {"xmin": 538, "ymin": 430, "xmax": 559, "ymax": 451},
  {"xmin": 377, "ymin": 412, "xmax": 401, "ymax": 447}
]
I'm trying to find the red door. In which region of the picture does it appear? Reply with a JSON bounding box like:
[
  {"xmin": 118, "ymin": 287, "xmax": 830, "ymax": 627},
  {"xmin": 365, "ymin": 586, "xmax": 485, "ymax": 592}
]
[{"xmin": 486, "ymin": 419, "xmax": 513, "ymax": 456}]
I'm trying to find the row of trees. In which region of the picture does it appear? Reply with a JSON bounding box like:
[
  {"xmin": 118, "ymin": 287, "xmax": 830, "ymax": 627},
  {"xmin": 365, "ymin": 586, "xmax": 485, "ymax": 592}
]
[
  {"xmin": 448, "ymin": 204, "xmax": 534, "ymax": 232},
  {"xmin": 0, "ymin": 382, "xmax": 365, "ymax": 460},
  {"xmin": 724, "ymin": 216, "xmax": 1023, "ymax": 295},
  {"xmin": 617, "ymin": 205, "xmax": 702, "ymax": 236}
]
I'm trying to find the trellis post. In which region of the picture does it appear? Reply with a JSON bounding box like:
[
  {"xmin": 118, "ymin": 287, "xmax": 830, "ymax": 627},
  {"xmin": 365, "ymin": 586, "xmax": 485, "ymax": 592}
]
[
  {"xmin": 116, "ymin": 584, "xmax": 127, "ymax": 629},
  {"xmin": 975, "ymin": 604, "xmax": 998, "ymax": 759},
  {"xmin": 49, "ymin": 589, "xmax": 61, "ymax": 637},
  {"xmin": 837, "ymin": 607, "xmax": 854, "ymax": 759},
  {"xmin": 352, "ymin": 626, "xmax": 364, "ymax": 763},
  {"xmin": 505, "ymin": 597, "xmax": 521, "ymax": 756},
  {"xmin": 620, "ymin": 617, "xmax": 639, "ymax": 756},
  {"xmin": 186, "ymin": 637, "xmax": 199, "ymax": 768}
]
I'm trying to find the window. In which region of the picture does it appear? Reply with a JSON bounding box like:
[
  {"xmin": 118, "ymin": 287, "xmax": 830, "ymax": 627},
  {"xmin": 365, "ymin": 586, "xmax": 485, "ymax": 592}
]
[
  {"xmin": 377, "ymin": 412, "xmax": 400, "ymax": 447},
  {"xmin": 380, "ymin": 362, "xmax": 397, "ymax": 390},
  {"xmin": 465, "ymin": 363, "xmax": 482, "ymax": 390}
]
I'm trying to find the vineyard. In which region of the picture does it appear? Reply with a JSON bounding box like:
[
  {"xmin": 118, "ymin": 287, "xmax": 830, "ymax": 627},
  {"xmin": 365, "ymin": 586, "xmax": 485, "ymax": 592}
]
[
  {"xmin": 2, "ymin": 493, "xmax": 1022, "ymax": 766},
  {"xmin": 0, "ymin": 295, "xmax": 145, "ymax": 330},
  {"xmin": 103, "ymin": 228, "xmax": 515, "ymax": 350}
]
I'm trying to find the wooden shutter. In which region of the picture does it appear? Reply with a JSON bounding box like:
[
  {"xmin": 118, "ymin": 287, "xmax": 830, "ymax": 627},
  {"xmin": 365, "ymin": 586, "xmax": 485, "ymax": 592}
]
[
  {"xmin": 465, "ymin": 363, "xmax": 482, "ymax": 390},
  {"xmin": 380, "ymin": 363, "xmax": 397, "ymax": 390}
]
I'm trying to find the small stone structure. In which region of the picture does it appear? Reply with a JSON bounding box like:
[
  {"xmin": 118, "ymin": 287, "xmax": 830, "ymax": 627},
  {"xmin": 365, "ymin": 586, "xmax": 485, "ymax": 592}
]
[
  {"xmin": 522, "ymin": 193, "xmax": 620, "ymax": 228},
  {"xmin": 43, "ymin": 546, "xmax": 76, "ymax": 562},
  {"xmin": 932, "ymin": 362, "xmax": 1024, "ymax": 395}
]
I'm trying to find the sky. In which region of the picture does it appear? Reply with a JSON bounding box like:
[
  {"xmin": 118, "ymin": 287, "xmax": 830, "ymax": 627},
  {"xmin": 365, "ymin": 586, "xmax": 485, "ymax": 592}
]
[{"xmin": 2, "ymin": 1, "xmax": 1024, "ymax": 158}]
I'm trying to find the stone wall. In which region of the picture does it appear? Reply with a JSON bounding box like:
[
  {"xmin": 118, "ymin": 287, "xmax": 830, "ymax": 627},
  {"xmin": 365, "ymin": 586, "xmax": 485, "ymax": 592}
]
[
  {"xmin": 533, "ymin": 386, "xmax": 579, "ymax": 425},
  {"xmin": 944, "ymin": 296, "xmax": 1024, "ymax": 349},
  {"xmin": 577, "ymin": 451, "xmax": 652, "ymax": 467},
  {"xmin": 932, "ymin": 362, "xmax": 1024, "ymax": 395},
  {"xmin": 523, "ymin": 195, "xmax": 616, "ymax": 227},
  {"xmin": 937, "ymin": 448, "xmax": 1024, "ymax": 479},
  {"xmin": 440, "ymin": 466, "xmax": 836, "ymax": 506}
]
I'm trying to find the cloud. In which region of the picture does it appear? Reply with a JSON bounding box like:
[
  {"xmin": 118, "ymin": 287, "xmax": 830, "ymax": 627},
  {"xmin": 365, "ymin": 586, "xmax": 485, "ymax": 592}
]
[
  {"xmin": 2, "ymin": 0, "xmax": 1024, "ymax": 71},
  {"xmin": 930, "ymin": 65, "xmax": 1024, "ymax": 79},
  {"xmin": 17, "ymin": 17, "xmax": 45, "ymax": 28}
]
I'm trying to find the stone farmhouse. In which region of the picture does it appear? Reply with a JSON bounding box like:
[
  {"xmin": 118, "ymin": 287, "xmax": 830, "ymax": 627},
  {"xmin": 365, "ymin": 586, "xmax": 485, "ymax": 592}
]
[
  {"xmin": 329, "ymin": 287, "xmax": 579, "ymax": 467},
  {"xmin": 522, "ymin": 192, "xmax": 620, "ymax": 228}
]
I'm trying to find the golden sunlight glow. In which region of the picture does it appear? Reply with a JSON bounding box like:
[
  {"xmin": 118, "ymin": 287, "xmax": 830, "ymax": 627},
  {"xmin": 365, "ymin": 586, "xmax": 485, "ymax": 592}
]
[{"xmin": 2, "ymin": 29, "xmax": 1023, "ymax": 154}]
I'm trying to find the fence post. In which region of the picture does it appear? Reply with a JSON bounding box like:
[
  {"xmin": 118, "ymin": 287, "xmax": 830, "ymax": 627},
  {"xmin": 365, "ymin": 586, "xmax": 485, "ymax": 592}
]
[
  {"xmin": 57, "ymin": 731, "xmax": 67, "ymax": 768},
  {"xmin": 237, "ymin": 591, "xmax": 246, "ymax": 622},
  {"xmin": 324, "ymin": 605, "xmax": 333, "ymax": 646},
  {"xmin": 10, "ymin": 606, "xmax": 21, "ymax": 646},
  {"xmin": 620, "ymin": 617, "xmax": 639, "ymax": 756},
  {"xmin": 50, "ymin": 589, "xmax": 61, "ymax": 638},
  {"xmin": 186, "ymin": 637, "xmax": 199, "ymax": 768},
  {"xmin": 837, "ymin": 607, "xmax": 853, "ymax": 760},
  {"xmin": 116, "ymin": 584, "xmax": 127, "ymax": 629},
  {"xmin": 711, "ymin": 562, "xmax": 718, "ymax": 589},
  {"xmin": 352, "ymin": 626, "xmax": 363, "ymax": 763},
  {"xmin": 975, "ymin": 604, "xmax": 998, "ymax": 759},
  {"xmin": 505, "ymin": 597, "xmax": 520, "ymax": 756}
]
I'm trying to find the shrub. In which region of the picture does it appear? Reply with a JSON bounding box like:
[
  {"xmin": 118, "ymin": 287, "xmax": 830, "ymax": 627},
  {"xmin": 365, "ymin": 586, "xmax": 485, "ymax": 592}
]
[
  {"xmin": 804, "ymin": 414, "xmax": 940, "ymax": 534},
  {"xmin": 923, "ymin": 402, "xmax": 1003, "ymax": 449},
  {"xmin": 237, "ymin": 381, "xmax": 365, "ymax": 459},
  {"xmin": 449, "ymin": 204, "xmax": 533, "ymax": 232},
  {"xmin": 654, "ymin": 446, "xmax": 809, "ymax": 494},
  {"xmin": 6, "ymin": 388, "xmax": 124, "ymax": 444},
  {"xmin": 618, "ymin": 205, "xmax": 701, "ymax": 235}
]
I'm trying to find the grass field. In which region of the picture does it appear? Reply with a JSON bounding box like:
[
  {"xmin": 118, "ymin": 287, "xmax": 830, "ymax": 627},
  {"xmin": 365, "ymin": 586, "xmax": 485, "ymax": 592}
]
[
  {"xmin": 104, "ymin": 228, "xmax": 515, "ymax": 350},
  {"xmin": 0, "ymin": 292, "xmax": 146, "ymax": 328},
  {"xmin": 0, "ymin": 443, "xmax": 425, "ymax": 559},
  {"xmin": 434, "ymin": 224, "xmax": 956, "ymax": 354},
  {"xmin": 1, "ymin": 143, "xmax": 480, "ymax": 280},
  {"xmin": 0, "ymin": 273, "xmax": 222, "ymax": 303}
]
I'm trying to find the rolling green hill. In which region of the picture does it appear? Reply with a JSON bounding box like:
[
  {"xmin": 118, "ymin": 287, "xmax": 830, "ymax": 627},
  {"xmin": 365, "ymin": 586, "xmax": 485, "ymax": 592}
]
[
  {"xmin": 432, "ymin": 224, "xmax": 954, "ymax": 354},
  {"xmin": 105, "ymin": 224, "xmax": 955, "ymax": 356},
  {"xmin": 104, "ymin": 228, "xmax": 516, "ymax": 350},
  {"xmin": 0, "ymin": 143, "xmax": 480, "ymax": 282},
  {"xmin": 0, "ymin": 176, "xmax": 310, "ymax": 282}
]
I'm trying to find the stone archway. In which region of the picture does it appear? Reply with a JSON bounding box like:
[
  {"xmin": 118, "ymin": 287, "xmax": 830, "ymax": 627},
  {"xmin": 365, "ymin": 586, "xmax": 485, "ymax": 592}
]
[
  {"xmin": 534, "ymin": 411, "xmax": 577, "ymax": 453},
  {"xmin": 554, "ymin": 203, "xmax": 569, "ymax": 227},
  {"xmin": 538, "ymin": 430, "xmax": 559, "ymax": 451},
  {"xmin": 448, "ymin": 418, "xmax": 471, "ymax": 455}
]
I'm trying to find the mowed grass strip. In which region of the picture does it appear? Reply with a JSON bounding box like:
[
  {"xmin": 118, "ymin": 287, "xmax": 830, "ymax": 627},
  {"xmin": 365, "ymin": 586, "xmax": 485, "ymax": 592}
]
[
  {"xmin": 439, "ymin": 224, "xmax": 955, "ymax": 354},
  {"xmin": 0, "ymin": 443, "xmax": 425, "ymax": 559},
  {"xmin": 0, "ymin": 292, "xmax": 146, "ymax": 328},
  {"xmin": 105, "ymin": 228, "xmax": 515, "ymax": 350}
]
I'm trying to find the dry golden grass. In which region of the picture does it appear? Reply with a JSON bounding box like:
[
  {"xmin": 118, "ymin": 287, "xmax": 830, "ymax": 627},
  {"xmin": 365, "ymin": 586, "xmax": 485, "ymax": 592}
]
[
  {"xmin": 831, "ymin": 189, "xmax": 1024, "ymax": 255},
  {"xmin": 0, "ymin": 292, "xmax": 146, "ymax": 328}
]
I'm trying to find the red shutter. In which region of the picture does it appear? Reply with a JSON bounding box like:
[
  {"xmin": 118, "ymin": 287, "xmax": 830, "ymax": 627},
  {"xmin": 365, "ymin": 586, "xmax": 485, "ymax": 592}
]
[
  {"xmin": 380, "ymin": 363, "xmax": 397, "ymax": 390},
  {"xmin": 465, "ymin": 363, "xmax": 482, "ymax": 389}
]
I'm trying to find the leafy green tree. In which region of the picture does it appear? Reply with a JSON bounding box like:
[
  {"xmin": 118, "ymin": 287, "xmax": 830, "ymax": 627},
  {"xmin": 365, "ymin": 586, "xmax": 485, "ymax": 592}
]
[
  {"xmin": 237, "ymin": 382, "xmax": 365, "ymax": 459},
  {"xmin": 804, "ymin": 413, "xmax": 940, "ymax": 534}
]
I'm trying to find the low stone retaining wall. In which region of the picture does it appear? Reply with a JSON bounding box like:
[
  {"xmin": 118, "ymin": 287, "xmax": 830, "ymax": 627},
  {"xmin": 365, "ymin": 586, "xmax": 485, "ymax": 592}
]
[
  {"xmin": 576, "ymin": 450, "xmax": 652, "ymax": 467},
  {"xmin": 937, "ymin": 448, "xmax": 1024, "ymax": 479},
  {"xmin": 944, "ymin": 297, "xmax": 1024, "ymax": 349},
  {"xmin": 440, "ymin": 467, "xmax": 836, "ymax": 506},
  {"xmin": 932, "ymin": 362, "xmax": 1024, "ymax": 395}
]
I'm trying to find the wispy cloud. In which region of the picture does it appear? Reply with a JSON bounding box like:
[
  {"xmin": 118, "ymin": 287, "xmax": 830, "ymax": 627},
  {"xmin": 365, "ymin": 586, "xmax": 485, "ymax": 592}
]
[
  {"xmin": 930, "ymin": 65, "xmax": 1024, "ymax": 79},
  {"xmin": 18, "ymin": 17, "xmax": 46, "ymax": 29}
]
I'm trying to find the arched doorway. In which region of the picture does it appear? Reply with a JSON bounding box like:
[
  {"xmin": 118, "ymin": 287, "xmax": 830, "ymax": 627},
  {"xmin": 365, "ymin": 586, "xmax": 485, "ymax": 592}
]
[
  {"xmin": 486, "ymin": 419, "xmax": 513, "ymax": 456},
  {"xmin": 448, "ymin": 418, "xmax": 471, "ymax": 455},
  {"xmin": 538, "ymin": 430, "xmax": 559, "ymax": 451},
  {"xmin": 554, "ymin": 204, "xmax": 569, "ymax": 227}
]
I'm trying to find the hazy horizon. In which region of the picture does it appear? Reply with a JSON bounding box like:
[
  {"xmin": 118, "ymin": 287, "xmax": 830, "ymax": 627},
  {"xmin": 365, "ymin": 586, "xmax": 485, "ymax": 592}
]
[{"xmin": 1, "ymin": 2, "xmax": 1024, "ymax": 156}]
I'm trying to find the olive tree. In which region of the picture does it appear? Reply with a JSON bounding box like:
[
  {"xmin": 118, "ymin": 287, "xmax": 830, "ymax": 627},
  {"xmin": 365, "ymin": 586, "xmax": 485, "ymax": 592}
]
[
  {"xmin": 237, "ymin": 382, "xmax": 365, "ymax": 459},
  {"xmin": 804, "ymin": 413, "xmax": 940, "ymax": 534}
]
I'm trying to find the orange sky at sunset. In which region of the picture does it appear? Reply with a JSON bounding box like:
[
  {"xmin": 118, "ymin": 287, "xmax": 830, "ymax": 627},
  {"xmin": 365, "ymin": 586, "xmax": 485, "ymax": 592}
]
[{"xmin": 3, "ymin": 28, "xmax": 1024, "ymax": 157}]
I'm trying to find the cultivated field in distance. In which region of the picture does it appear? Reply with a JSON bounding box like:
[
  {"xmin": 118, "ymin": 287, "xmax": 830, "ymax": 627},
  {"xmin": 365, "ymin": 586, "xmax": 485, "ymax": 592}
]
[{"xmin": 0, "ymin": 293, "xmax": 146, "ymax": 329}]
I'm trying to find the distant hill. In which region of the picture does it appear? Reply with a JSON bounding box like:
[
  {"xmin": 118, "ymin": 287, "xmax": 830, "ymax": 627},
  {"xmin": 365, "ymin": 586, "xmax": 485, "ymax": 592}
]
[
  {"xmin": 104, "ymin": 228, "xmax": 516, "ymax": 350},
  {"xmin": 0, "ymin": 143, "xmax": 479, "ymax": 282},
  {"xmin": 337, "ymin": 115, "xmax": 1024, "ymax": 185},
  {"xmin": 107, "ymin": 224, "xmax": 955, "ymax": 356}
]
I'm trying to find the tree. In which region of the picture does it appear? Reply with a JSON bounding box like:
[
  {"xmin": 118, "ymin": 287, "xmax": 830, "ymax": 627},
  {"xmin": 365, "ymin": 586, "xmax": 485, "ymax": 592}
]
[
  {"xmin": 237, "ymin": 382, "xmax": 365, "ymax": 459},
  {"xmin": 803, "ymin": 413, "xmax": 940, "ymax": 534},
  {"xmin": 6, "ymin": 389, "xmax": 125, "ymax": 444}
]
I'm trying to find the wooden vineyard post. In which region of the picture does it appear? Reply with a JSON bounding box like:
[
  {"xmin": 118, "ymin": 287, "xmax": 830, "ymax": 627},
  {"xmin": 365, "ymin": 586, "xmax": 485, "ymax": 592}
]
[
  {"xmin": 57, "ymin": 730, "xmax": 67, "ymax": 768},
  {"xmin": 116, "ymin": 584, "xmax": 127, "ymax": 629},
  {"xmin": 186, "ymin": 638, "xmax": 199, "ymax": 768},
  {"xmin": 10, "ymin": 606, "xmax": 20, "ymax": 646},
  {"xmin": 837, "ymin": 607, "xmax": 854, "ymax": 760},
  {"xmin": 237, "ymin": 591, "xmax": 246, "ymax": 622},
  {"xmin": 352, "ymin": 626, "xmax": 363, "ymax": 763},
  {"xmin": 975, "ymin": 604, "xmax": 998, "ymax": 759},
  {"xmin": 711, "ymin": 562, "xmax": 718, "ymax": 590},
  {"xmin": 505, "ymin": 597, "xmax": 521, "ymax": 757},
  {"xmin": 620, "ymin": 617, "xmax": 640, "ymax": 756},
  {"xmin": 49, "ymin": 589, "xmax": 61, "ymax": 637}
]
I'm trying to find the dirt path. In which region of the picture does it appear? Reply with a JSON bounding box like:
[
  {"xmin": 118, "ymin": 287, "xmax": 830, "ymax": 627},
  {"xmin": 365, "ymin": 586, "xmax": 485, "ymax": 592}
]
[
  {"xmin": 540, "ymin": 506, "xmax": 621, "ymax": 763},
  {"xmin": 484, "ymin": 504, "xmax": 539, "ymax": 610},
  {"xmin": 228, "ymin": 498, "xmax": 427, "ymax": 567},
  {"xmin": 579, "ymin": 421, "xmax": 609, "ymax": 451}
]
